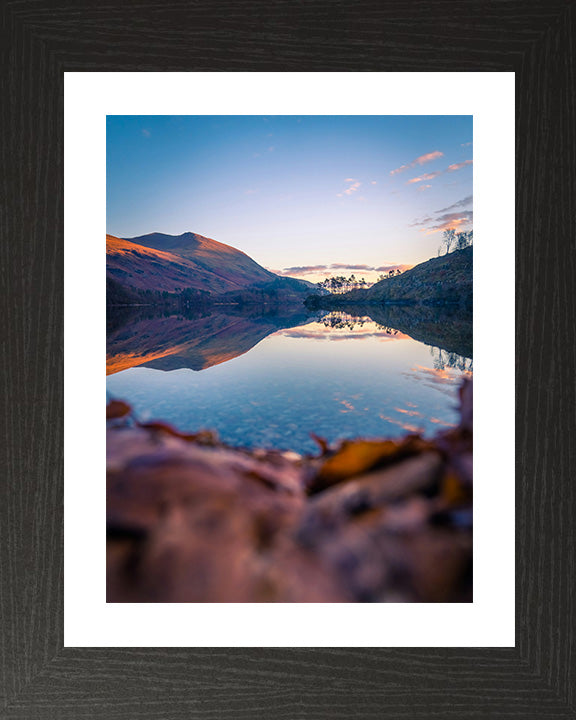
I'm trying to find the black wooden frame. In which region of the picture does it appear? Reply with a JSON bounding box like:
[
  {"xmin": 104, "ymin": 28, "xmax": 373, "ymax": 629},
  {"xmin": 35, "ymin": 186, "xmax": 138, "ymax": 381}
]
[{"xmin": 1, "ymin": 1, "xmax": 574, "ymax": 717}]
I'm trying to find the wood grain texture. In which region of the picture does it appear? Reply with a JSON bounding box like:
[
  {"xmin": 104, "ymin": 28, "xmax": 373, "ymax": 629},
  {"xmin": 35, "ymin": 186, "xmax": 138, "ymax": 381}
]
[{"xmin": 0, "ymin": 0, "xmax": 574, "ymax": 717}]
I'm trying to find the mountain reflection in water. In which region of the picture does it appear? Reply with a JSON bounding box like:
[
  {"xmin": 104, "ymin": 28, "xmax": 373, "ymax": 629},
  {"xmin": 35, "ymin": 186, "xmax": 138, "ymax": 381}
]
[{"xmin": 107, "ymin": 304, "xmax": 472, "ymax": 454}]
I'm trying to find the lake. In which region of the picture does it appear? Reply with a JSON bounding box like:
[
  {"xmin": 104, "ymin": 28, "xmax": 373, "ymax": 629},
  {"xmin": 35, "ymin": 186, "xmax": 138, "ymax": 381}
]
[{"xmin": 107, "ymin": 304, "xmax": 472, "ymax": 455}]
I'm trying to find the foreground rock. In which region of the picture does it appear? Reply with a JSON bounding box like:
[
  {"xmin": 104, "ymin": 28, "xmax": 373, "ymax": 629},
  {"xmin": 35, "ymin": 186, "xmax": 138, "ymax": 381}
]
[{"xmin": 107, "ymin": 381, "xmax": 473, "ymax": 602}]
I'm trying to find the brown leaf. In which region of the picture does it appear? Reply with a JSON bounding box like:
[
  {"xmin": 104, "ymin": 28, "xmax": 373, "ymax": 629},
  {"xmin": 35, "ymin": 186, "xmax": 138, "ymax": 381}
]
[
  {"xmin": 313, "ymin": 435, "xmax": 432, "ymax": 491},
  {"xmin": 310, "ymin": 452, "xmax": 443, "ymax": 518},
  {"xmin": 318, "ymin": 440, "xmax": 400, "ymax": 483},
  {"xmin": 441, "ymin": 470, "xmax": 471, "ymax": 506},
  {"xmin": 137, "ymin": 421, "xmax": 218, "ymax": 445},
  {"xmin": 106, "ymin": 400, "xmax": 131, "ymax": 420},
  {"xmin": 310, "ymin": 433, "xmax": 329, "ymax": 455}
]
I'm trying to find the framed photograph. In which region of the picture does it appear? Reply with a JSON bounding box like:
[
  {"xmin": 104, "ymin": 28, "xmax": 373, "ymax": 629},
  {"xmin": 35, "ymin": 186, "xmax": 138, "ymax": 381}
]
[
  {"xmin": 2, "ymin": 2, "xmax": 574, "ymax": 718},
  {"xmin": 66, "ymin": 73, "xmax": 513, "ymax": 648}
]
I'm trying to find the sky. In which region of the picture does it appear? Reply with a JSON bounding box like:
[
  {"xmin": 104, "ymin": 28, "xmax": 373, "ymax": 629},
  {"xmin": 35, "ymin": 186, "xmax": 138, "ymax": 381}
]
[{"xmin": 107, "ymin": 115, "xmax": 472, "ymax": 283}]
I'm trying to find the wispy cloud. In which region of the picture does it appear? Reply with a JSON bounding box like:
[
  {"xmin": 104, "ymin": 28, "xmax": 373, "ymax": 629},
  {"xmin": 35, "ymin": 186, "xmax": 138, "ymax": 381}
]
[
  {"xmin": 461, "ymin": 141, "xmax": 472, "ymax": 147},
  {"xmin": 276, "ymin": 265, "xmax": 329, "ymax": 276},
  {"xmin": 391, "ymin": 164, "xmax": 410, "ymax": 176},
  {"xmin": 390, "ymin": 150, "xmax": 443, "ymax": 176},
  {"xmin": 415, "ymin": 151, "xmax": 444, "ymax": 165},
  {"xmin": 407, "ymin": 160, "xmax": 472, "ymax": 185},
  {"xmin": 410, "ymin": 197, "xmax": 473, "ymax": 234},
  {"xmin": 142, "ymin": 129, "xmax": 151, "ymax": 138},
  {"xmin": 435, "ymin": 195, "xmax": 472, "ymax": 213},
  {"xmin": 425, "ymin": 210, "xmax": 473, "ymax": 233},
  {"xmin": 339, "ymin": 178, "xmax": 362, "ymax": 196},
  {"xmin": 407, "ymin": 171, "xmax": 442, "ymax": 184},
  {"xmin": 276, "ymin": 262, "xmax": 411, "ymax": 277},
  {"xmin": 408, "ymin": 216, "xmax": 433, "ymax": 227},
  {"xmin": 417, "ymin": 184, "xmax": 432, "ymax": 192},
  {"xmin": 447, "ymin": 160, "xmax": 473, "ymax": 172},
  {"xmin": 330, "ymin": 263, "xmax": 377, "ymax": 271}
]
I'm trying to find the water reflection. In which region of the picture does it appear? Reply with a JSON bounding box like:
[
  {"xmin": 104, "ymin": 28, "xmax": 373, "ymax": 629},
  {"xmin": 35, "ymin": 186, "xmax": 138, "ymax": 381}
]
[
  {"xmin": 107, "ymin": 305, "xmax": 317, "ymax": 375},
  {"xmin": 319, "ymin": 312, "xmax": 402, "ymax": 336},
  {"xmin": 106, "ymin": 305, "xmax": 472, "ymax": 453},
  {"xmin": 430, "ymin": 346, "xmax": 473, "ymax": 373}
]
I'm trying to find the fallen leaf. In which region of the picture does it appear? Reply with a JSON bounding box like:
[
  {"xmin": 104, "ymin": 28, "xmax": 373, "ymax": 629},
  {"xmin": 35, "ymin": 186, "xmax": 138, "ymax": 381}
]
[
  {"xmin": 106, "ymin": 400, "xmax": 131, "ymax": 420},
  {"xmin": 313, "ymin": 435, "xmax": 432, "ymax": 491},
  {"xmin": 310, "ymin": 433, "xmax": 329, "ymax": 455}
]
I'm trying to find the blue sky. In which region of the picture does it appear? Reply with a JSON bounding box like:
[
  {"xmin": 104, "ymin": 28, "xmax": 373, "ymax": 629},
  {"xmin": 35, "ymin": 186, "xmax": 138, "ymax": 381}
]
[{"xmin": 107, "ymin": 115, "xmax": 472, "ymax": 282}]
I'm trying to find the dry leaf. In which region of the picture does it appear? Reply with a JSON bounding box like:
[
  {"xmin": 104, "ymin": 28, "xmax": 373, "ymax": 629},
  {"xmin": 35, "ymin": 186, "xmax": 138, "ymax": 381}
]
[{"xmin": 106, "ymin": 400, "xmax": 131, "ymax": 420}]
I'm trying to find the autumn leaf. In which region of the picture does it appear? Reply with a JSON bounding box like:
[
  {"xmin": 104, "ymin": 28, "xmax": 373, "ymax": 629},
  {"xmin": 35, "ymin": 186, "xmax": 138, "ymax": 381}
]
[
  {"xmin": 313, "ymin": 435, "xmax": 433, "ymax": 491},
  {"xmin": 441, "ymin": 470, "xmax": 471, "ymax": 505},
  {"xmin": 310, "ymin": 433, "xmax": 329, "ymax": 455},
  {"xmin": 106, "ymin": 400, "xmax": 131, "ymax": 420}
]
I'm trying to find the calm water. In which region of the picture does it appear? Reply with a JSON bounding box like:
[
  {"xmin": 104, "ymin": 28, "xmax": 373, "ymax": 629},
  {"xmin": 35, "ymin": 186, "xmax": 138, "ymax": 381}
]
[{"xmin": 107, "ymin": 306, "xmax": 472, "ymax": 454}]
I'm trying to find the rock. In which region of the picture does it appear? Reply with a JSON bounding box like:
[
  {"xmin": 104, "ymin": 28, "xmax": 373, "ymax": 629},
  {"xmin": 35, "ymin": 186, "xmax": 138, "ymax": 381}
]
[{"xmin": 106, "ymin": 382, "xmax": 473, "ymax": 603}]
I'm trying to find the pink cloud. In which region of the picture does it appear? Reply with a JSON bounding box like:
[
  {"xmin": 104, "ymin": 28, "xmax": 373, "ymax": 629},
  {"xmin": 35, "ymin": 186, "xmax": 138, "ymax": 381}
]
[
  {"xmin": 424, "ymin": 210, "xmax": 473, "ymax": 233},
  {"xmin": 414, "ymin": 150, "xmax": 444, "ymax": 165},
  {"xmin": 390, "ymin": 150, "xmax": 444, "ymax": 175},
  {"xmin": 407, "ymin": 171, "xmax": 442, "ymax": 184},
  {"xmin": 446, "ymin": 160, "xmax": 473, "ymax": 172},
  {"xmin": 341, "ymin": 179, "xmax": 361, "ymax": 196},
  {"xmin": 406, "ymin": 158, "xmax": 472, "ymax": 187},
  {"xmin": 390, "ymin": 164, "xmax": 410, "ymax": 176}
]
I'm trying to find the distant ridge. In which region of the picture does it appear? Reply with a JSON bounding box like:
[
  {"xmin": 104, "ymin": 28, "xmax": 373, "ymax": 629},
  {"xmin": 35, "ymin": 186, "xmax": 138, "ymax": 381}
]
[
  {"xmin": 106, "ymin": 231, "xmax": 319, "ymax": 305},
  {"xmin": 307, "ymin": 247, "xmax": 472, "ymax": 309},
  {"xmin": 107, "ymin": 234, "xmax": 243, "ymax": 294},
  {"xmin": 123, "ymin": 232, "xmax": 275, "ymax": 288}
]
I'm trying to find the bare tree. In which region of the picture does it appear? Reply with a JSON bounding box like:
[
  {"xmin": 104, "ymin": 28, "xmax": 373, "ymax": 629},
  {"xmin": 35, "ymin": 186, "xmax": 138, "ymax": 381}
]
[
  {"xmin": 442, "ymin": 228, "xmax": 456, "ymax": 254},
  {"xmin": 456, "ymin": 230, "xmax": 473, "ymax": 250}
]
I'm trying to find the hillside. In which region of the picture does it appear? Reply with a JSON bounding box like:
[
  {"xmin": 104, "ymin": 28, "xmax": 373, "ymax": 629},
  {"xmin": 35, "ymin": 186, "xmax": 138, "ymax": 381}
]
[
  {"xmin": 307, "ymin": 247, "xmax": 472, "ymax": 308},
  {"xmin": 107, "ymin": 231, "xmax": 317, "ymax": 304},
  {"xmin": 124, "ymin": 231, "xmax": 275, "ymax": 288},
  {"xmin": 107, "ymin": 234, "xmax": 265, "ymax": 294}
]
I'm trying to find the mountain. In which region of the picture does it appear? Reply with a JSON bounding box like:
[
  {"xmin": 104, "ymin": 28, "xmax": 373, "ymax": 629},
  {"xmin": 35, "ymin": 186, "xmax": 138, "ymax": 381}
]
[
  {"xmin": 107, "ymin": 233, "xmax": 271, "ymax": 295},
  {"xmin": 307, "ymin": 247, "xmax": 472, "ymax": 309},
  {"xmin": 124, "ymin": 232, "xmax": 276, "ymax": 288},
  {"xmin": 107, "ymin": 231, "xmax": 317, "ymax": 304}
]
